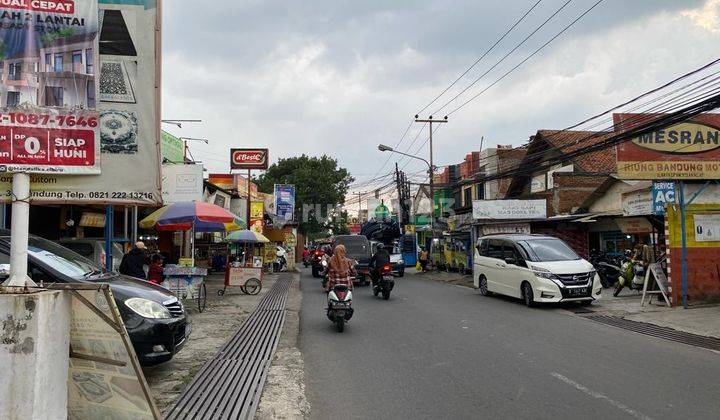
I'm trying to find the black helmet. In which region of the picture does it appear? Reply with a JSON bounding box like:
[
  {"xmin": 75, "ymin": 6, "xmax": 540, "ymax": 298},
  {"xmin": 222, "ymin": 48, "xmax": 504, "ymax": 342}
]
[{"xmin": 377, "ymin": 243, "xmax": 385, "ymax": 250}]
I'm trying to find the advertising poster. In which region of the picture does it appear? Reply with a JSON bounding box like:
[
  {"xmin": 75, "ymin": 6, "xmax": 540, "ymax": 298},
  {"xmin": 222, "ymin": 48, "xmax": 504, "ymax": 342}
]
[
  {"xmin": 236, "ymin": 174, "xmax": 258, "ymax": 198},
  {"xmin": 0, "ymin": 0, "xmax": 100, "ymax": 174},
  {"xmin": 59, "ymin": 285, "xmax": 159, "ymax": 419},
  {"xmin": 230, "ymin": 148, "xmax": 269, "ymax": 170},
  {"xmin": 615, "ymin": 114, "xmax": 720, "ymax": 180},
  {"xmin": 652, "ymin": 181, "xmax": 675, "ymax": 215},
  {"xmin": 161, "ymin": 163, "xmax": 203, "ymax": 204},
  {"xmin": 694, "ymin": 213, "xmax": 720, "ymax": 242},
  {"xmin": 161, "ymin": 130, "xmax": 184, "ymax": 164},
  {"xmin": 274, "ymin": 184, "xmax": 295, "ymax": 222},
  {"xmin": 0, "ymin": 0, "xmax": 162, "ymax": 204},
  {"xmin": 250, "ymin": 200, "xmax": 264, "ymax": 233}
]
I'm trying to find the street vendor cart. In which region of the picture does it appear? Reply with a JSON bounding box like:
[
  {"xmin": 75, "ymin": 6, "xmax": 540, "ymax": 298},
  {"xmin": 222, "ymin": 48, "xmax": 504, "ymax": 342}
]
[
  {"xmin": 218, "ymin": 229, "xmax": 270, "ymax": 296},
  {"xmin": 139, "ymin": 201, "xmax": 244, "ymax": 312}
]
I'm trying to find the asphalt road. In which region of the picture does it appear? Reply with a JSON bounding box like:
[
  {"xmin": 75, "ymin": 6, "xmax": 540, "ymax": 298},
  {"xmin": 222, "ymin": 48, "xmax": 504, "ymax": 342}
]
[{"xmin": 299, "ymin": 270, "xmax": 720, "ymax": 420}]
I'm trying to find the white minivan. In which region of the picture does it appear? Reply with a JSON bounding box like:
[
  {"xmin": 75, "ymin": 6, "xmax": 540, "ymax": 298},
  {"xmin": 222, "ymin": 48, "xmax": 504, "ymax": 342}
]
[{"xmin": 473, "ymin": 234, "xmax": 601, "ymax": 307}]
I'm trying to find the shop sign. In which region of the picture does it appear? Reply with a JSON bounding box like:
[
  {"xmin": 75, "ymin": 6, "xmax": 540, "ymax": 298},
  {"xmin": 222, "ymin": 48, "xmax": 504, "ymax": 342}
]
[
  {"xmin": 236, "ymin": 174, "xmax": 258, "ymax": 198},
  {"xmin": 0, "ymin": 0, "xmax": 100, "ymax": 174},
  {"xmin": 161, "ymin": 164, "xmax": 203, "ymax": 204},
  {"xmin": 0, "ymin": 1, "xmax": 162, "ymax": 204},
  {"xmin": 264, "ymin": 244, "xmax": 277, "ymax": 263},
  {"xmin": 472, "ymin": 199, "xmax": 546, "ymax": 220},
  {"xmin": 274, "ymin": 184, "xmax": 295, "ymax": 222},
  {"xmin": 616, "ymin": 217, "xmax": 653, "ymax": 234},
  {"xmin": 615, "ymin": 114, "xmax": 720, "ymax": 180},
  {"xmin": 694, "ymin": 213, "xmax": 720, "ymax": 242},
  {"xmin": 481, "ymin": 223, "xmax": 531, "ymax": 236},
  {"xmin": 622, "ymin": 189, "xmax": 653, "ymax": 216},
  {"xmin": 652, "ymin": 181, "xmax": 676, "ymax": 215},
  {"xmin": 284, "ymin": 232, "xmax": 296, "ymax": 247},
  {"xmin": 250, "ymin": 201, "xmax": 264, "ymax": 233},
  {"xmin": 79, "ymin": 212, "xmax": 106, "ymax": 228},
  {"xmin": 161, "ymin": 131, "xmax": 184, "ymax": 164},
  {"xmin": 530, "ymin": 174, "xmax": 546, "ymax": 193},
  {"xmin": 230, "ymin": 148, "xmax": 269, "ymax": 170}
]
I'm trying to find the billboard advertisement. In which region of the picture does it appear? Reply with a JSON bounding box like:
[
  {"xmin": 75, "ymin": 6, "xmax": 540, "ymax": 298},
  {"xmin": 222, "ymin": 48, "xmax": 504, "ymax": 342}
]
[
  {"xmin": 472, "ymin": 199, "xmax": 547, "ymax": 220},
  {"xmin": 250, "ymin": 200, "xmax": 264, "ymax": 233},
  {"xmin": 0, "ymin": 0, "xmax": 100, "ymax": 174},
  {"xmin": 161, "ymin": 164, "xmax": 203, "ymax": 204},
  {"xmin": 615, "ymin": 114, "xmax": 720, "ymax": 180},
  {"xmin": 230, "ymin": 148, "xmax": 269, "ymax": 170},
  {"xmin": 0, "ymin": 0, "xmax": 162, "ymax": 204},
  {"xmin": 274, "ymin": 184, "xmax": 295, "ymax": 222},
  {"xmin": 161, "ymin": 131, "xmax": 184, "ymax": 164}
]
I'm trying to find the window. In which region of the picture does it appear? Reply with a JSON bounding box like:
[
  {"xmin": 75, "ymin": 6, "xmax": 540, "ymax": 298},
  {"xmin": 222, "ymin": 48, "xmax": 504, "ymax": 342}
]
[
  {"xmin": 507, "ymin": 244, "xmax": 528, "ymax": 267},
  {"xmin": 85, "ymin": 49, "xmax": 93, "ymax": 74},
  {"xmin": 86, "ymin": 80, "xmax": 95, "ymax": 108},
  {"xmin": 44, "ymin": 86, "xmax": 63, "ymax": 107},
  {"xmin": 45, "ymin": 53, "xmax": 51, "ymax": 72},
  {"xmin": 463, "ymin": 187, "xmax": 472, "ymax": 207},
  {"xmin": 54, "ymin": 53, "xmax": 63, "ymax": 72},
  {"xmin": 476, "ymin": 184, "xmax": 484, "ymax": 200},
  {"xmin": 72, "ymin": 50, "xmax": 82, "ymax": 73},
  {"xmin": 6, "ymin": 92, "xmax": 20, "ymax": 107},
  {"xmin": 8, "ymin": 62, "xmax": 20, "ymax": 80},
  {"xmin": 487, "ymin": 239, "xmax": 504, "ymax": 260},
  {"xmin": 522, "ymin": 239, "xmax": 580, "ymax": 262},
  {"xmin": 477, "ymin": 239, "xmax": 488, "ymax": 256}
]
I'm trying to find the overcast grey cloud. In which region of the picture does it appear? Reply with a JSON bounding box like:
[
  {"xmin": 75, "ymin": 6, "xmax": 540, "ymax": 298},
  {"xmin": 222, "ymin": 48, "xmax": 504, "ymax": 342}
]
[{"xmin": 161, "ymin": 0, "xmax": 717, "ymax": 189}]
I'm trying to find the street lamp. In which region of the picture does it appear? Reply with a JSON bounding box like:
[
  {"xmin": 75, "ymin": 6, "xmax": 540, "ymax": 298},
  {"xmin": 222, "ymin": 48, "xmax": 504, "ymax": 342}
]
[
  {"xmin": 178, "ymin": 137, "xmax": 210, "ymax": 162},
  {"xmin": 378, "ymin": 144, "xmax": 434, "ymax": 228}
]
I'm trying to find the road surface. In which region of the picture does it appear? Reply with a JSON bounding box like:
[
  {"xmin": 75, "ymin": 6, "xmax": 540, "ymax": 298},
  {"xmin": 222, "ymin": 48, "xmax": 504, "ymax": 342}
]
[{"xmin": 299, "ymin": 270, "xmax": 720, "ymax": 419}]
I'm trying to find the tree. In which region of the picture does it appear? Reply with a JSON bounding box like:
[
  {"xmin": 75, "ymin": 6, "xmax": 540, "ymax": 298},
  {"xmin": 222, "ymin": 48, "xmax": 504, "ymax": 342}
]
[{"xmin": 255, "ymin": 155, "xmax": 354, "ymax": 237}]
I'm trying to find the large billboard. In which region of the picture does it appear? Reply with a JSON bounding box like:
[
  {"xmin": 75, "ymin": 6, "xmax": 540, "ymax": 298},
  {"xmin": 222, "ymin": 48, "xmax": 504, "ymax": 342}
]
[
  {"xmin": 161, "ymin": 164, "xmax": 203, "ymax": 204},
  {"xmin": 274, "ymin": 184, "xmax": 295, "ymax": 222},
  {"xmin": 0, "ymin": 0, "xmax": 162, "ymax": 204},
  {"xmin": 230, "ymin": 148, "xmax": 269, "ymax": 170},
  {"xmin": 0, "ymin": 0, "xmax": 100, "ymax": 174},
  {"xmin": 615, "ymin": 114, "xmax": 720, "ymax": 180}
]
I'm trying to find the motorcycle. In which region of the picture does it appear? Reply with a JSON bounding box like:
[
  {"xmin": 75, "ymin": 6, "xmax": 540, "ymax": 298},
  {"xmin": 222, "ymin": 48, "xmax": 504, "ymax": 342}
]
[
  {"xmin": 320, "ymin": 258, "xmax": 329, "ymax": 290},
  {"xmin": 372, "ymin": 263, "xmax": 395, "ymax": 300},
  {"xmin": 326, "ymin": 277, "xmax": 354, "ymax": 332},
  {"xmin": 614, "ymin": 257, "xmax": 645, "ymax": 296},
  {"xmin": 310, "ymin": 249, "xmax": 325, "ymax": 278},
  {"xmin": 590, "ymin": 250, "xmax": 626, "ymax": 289}
]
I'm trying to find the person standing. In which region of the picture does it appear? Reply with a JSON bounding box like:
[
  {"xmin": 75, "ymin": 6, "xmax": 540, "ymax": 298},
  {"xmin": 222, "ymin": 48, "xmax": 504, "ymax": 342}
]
[
  {"xmin": 119, "ymin": 241, "xmax": 148, "ymax": 279},
  {"xmin": 147, "ymin": 254, "xmax": 164, "ymax": 285},
  {"xmin": 419, "ymin": 246, "xmax": 429, "ymax": 272}
]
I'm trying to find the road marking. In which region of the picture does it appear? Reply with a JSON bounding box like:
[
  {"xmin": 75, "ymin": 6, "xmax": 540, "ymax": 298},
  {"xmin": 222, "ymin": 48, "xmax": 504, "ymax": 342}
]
[{"xmin": 550, "ymin": 372, "xmax": 652, "ymax": 420}]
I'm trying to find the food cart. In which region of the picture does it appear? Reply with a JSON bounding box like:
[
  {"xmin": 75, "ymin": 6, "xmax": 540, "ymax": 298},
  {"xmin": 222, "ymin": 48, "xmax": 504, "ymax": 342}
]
[
  {"xmin": 139, "ymin": 201, "xmax": 244, "ymax": 312},
  {"xmin": 218, "ymin": 230, "xmax": 270, "ymax": 296}
]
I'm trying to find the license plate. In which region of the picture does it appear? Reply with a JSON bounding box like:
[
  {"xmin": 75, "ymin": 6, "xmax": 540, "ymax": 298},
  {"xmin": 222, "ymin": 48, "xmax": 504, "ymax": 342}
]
[{"xmin": 570, "ymin": 288, "xmax": 587, "ymax": 295}]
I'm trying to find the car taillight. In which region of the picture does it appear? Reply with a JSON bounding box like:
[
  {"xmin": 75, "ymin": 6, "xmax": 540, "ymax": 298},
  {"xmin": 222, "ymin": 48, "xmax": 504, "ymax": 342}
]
[{"xmin": 315, "ymin": 251, "xmax": 322, "ymax": 256}]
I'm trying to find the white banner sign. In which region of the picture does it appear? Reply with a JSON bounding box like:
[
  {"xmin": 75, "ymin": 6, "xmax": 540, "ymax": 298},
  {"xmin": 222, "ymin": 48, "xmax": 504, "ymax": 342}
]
[
  {"xmin": 481, "ymin": 223, "xmax": 531, "ymax": 235},
  {"xmin": 472, "ymin": 199, "xmax": 546, "ymax": 220},
  {"xmin": 694, "ymin": 213, "xmax": 720, "ymax": 242},
  {"xmin": 162, "ymin": 164, "xmax": 203, "ymax": 204},
  {"xmin": 622, "ymin": 189, "xmax": 653, "ymax": 216}
]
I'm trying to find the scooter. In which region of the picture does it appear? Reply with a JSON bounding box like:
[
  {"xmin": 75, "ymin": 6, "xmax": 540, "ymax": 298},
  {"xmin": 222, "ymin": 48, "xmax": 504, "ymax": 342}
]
[
  {"xmin": 320, "ymin": 258, "xmax": 329, "ymax": 290},
  {"xmin": 372, "ymin": 263, "xmax": 395, "ymax": 300},
  {"xmin": 590, "ymin": 250, "xmax": 625, "ymax": 289},
  {"xmin": 614, "ymin": 258, "xmax": 645, "ymax": 296},
  {"xmin": 326, "ymin": 277, "xmax": 354, "ymax": 332}
]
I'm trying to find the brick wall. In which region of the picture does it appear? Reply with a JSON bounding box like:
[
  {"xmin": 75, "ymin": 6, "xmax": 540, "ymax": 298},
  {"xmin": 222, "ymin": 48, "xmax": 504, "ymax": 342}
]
[{"xmin": 552, "ymin": 174, "xmax": 608, "ymax": 215}]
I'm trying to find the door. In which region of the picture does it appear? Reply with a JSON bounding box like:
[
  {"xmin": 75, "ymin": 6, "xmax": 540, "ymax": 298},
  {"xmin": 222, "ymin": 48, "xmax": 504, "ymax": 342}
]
[
  {"xmin": 483, "ymin": 239, "xmax": 507, "ymax": 294},
  {"xmin": 502, "ymin": 242, "xmax": 531, "ymax": 298}
]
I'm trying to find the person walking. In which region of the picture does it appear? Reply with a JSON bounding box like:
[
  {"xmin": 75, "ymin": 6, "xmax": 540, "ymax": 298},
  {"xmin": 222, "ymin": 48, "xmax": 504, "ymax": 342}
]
[{"xmin": 119, "ymin": 241, "xmax": 148, "ymax": 279}]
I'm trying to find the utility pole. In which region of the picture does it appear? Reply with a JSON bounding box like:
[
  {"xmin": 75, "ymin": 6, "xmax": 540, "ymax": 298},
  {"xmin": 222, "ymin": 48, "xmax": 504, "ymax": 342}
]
[
  {"xmin": 414, "ymin": 115, "xmax": 448, "ymax": 229},
  {"xmin": 354, "ymin": 191, "xmax": 365, "ymax": 221}
]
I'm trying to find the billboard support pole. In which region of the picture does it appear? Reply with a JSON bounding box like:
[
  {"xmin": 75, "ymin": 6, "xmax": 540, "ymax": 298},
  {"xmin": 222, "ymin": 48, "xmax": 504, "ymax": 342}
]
[
  {"xmin": 678, "ymin": 181, "xmax": 688, "ymax": 309},
  {"xmin": 105, "ymin": 205, "xmax": 114, "ymax": 273},
  {"xmin": 247, "ymin": 169, "xmax": 252, "ymax": 229},
  {"xmin": 3, "ymin": 173, "xmax": 35, "ymax": 287}
]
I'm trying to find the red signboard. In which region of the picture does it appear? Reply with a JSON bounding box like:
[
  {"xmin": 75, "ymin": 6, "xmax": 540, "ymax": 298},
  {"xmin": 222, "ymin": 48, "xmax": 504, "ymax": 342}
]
[
  {"xmin": 0, "ymin": 125, "xmax": 96, "ymax": 173},
  {"xmin": 230, "ymin": 148, "xmax": 269, "ymax": 170},
  {"xmin": 1, "ymin": 0, "xmax": 75, "ymax": 14}
]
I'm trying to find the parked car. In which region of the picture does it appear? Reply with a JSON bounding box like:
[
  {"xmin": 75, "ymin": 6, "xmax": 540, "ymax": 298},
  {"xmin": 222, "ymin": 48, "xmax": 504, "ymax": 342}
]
[
  {"xmin": 333, "ymin": 235, "xmax": 372, "ymax": 285},
  {"xmin": 371, "ymin": 241, "xmax": 405, "ymax": 277},
  {"xmin": 473, "ymin": 234, "xmax": 602, "ymax": 307},
  {"xmin": 56, "ymin": 237, "xmax": 125, "ymax": 273},
  {"xmin": 0, "ymin": 231, "xmax": 189, "ymax": 365}
]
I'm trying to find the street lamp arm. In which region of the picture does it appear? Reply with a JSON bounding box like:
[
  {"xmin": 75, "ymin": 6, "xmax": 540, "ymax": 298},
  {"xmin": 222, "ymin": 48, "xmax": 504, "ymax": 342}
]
[{"xmin": 383, "ymin": 149, "xmax": 431, "ymax": 170}]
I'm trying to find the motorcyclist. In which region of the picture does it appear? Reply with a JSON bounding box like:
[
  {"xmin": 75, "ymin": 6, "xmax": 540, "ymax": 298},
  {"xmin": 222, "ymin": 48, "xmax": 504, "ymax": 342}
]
[
  {"xmin": 370, "ymin": 243, "xmax": 391, "ymax": 289},
  {"xmin": 326, "ymin": 244, "xmax": 355, "ymax": 291}
]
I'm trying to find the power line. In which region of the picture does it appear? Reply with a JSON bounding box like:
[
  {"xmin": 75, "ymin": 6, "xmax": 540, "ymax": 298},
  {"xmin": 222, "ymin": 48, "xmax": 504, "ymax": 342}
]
[
  {"xmin": 445, "ymin": 0, "xmax": 605, "ymax": 117},
  {"xmin": 416, "ymin": 0, "xmax": 544, "ymax": 115},
  {"xmin": 433, "ymin": 0, "xmax": 575, "ymax": 116}
]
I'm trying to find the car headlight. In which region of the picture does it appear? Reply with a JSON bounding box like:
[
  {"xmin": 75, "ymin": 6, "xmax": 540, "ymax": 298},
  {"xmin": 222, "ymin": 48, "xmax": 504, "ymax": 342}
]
[
  {"xmin": 531, "ymin": 267, "xmax": 564, "ymax": 287},
  {"xmin": 399, "ymin": 260, "xmax": 404, "ymax": 265},
  {"xmin": 124, "ymin": 298, "xmax": 171, "ymax": 319}
]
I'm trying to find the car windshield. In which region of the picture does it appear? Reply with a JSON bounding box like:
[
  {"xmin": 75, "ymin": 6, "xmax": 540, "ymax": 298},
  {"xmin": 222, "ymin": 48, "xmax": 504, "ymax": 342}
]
[
  {"xmin": 522, "ymin": 239, "xmax": 580, "ymax": 262},
  {"xmin": 337, "ymin": 238, "xmax": 369, "ymax": 255},
  {"xmin": 19, "ymin": 237, "xmax": 101, "ymax": 280}
]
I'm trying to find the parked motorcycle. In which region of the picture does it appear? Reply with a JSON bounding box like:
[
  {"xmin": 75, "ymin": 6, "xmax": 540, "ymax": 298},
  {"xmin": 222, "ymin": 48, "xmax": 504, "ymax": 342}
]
[
  {"xmin": 326, "ymin": 278, "xmax": 354, "ymax": 332},
  {"xmin": 373, "ymin": 263, "xmax": 395, "ymax": 300},
  {"xmin": 614, "ymin": 256, "xmax": 645, "ymax": 296},
  {"xmin": 590, "ymin": 250, "xmax": 626, "ymax": 288}
]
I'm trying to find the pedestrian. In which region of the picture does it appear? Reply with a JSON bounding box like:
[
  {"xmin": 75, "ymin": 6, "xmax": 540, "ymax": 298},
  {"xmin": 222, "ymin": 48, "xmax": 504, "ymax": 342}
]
[
  {"xmin": 119, "ymin": 241, "xmax": 148, "ymax": 279},
  {"xmin": 147, "ymin": 254, "xmax": 164, "ymax": 285},
  {"xmin": 418, "ymin": 246, "xmax": 429, "ymax": 272}
]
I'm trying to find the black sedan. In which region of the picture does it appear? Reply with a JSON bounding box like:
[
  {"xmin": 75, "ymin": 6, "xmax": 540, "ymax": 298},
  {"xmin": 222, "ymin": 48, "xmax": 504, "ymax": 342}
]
[{"xmin": 0, "ymin": 232, "xmax": 189, "ymax": 366}]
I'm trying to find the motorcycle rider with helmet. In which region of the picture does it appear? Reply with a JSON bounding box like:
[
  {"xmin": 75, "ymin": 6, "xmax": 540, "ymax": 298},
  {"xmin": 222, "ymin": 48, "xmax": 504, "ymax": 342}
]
[{"xmin": 370, "ymin": 243, "xmax": 391, "ymax": 290}]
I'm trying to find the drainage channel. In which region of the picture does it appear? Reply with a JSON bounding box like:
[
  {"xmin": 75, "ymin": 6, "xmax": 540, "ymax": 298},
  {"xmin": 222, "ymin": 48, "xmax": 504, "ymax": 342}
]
[
  {"xmin": 586, "ymin": 315, "xmax": 720, "ymax": 352},
  {"xmin": 165, "ymin": 275, "xmax": 293, "ymax": 420}
]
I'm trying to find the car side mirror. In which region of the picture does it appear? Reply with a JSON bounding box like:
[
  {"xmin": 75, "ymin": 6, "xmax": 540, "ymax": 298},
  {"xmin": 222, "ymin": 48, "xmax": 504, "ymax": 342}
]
[{"xmin": 504, "ymin": 257, "xmax": 516, "ymax": 265}]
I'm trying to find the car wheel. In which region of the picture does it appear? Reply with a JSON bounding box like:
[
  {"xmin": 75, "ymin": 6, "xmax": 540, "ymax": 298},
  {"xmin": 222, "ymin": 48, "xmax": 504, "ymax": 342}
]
[
  {"xmin": 521, "ymin": 282, "xmax": 535, "ymax": 308},
  {"xmin": 478, "ymin": 275, "xmax": 491, "ymax": 296}
]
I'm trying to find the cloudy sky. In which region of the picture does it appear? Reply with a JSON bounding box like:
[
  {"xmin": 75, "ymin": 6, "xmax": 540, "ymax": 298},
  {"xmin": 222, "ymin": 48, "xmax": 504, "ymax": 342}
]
[{"xmin": 162, "ymin": 0, "xmax": 719, "ymax": 193}]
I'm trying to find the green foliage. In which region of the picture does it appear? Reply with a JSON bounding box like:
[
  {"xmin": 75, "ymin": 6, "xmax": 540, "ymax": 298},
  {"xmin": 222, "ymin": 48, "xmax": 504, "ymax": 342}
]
[
  {"xmin": 255, "ymin": 155, "xmax": 354, "ymax": 236},
  {"xmin": 41, "ymin": 28, "xmax": 76, "ymax": 47}
]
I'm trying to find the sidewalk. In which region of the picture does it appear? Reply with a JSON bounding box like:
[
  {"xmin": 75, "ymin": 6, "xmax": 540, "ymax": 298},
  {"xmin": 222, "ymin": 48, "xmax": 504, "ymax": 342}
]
[{"xmin": 591, "ymin": 288, "xmax": 720, "ymax": 339}]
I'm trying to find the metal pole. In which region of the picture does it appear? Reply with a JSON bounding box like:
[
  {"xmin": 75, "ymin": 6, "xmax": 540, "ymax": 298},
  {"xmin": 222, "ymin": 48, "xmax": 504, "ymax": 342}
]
[
  {"xmin": 429, "ymin": 121, "xmax": 434, "ymax": 229},
  {"xmin": 3, "ymin": 173, "xmax": 34, "ymax": 287},
  {"xmin": 105, "ymin": 204, "xmax": 113, "ymax": 273},
  {"xmin": 246, "ymin": 168, "xmax": 252, "ymax": 229},
  {"xmin": 679, "ymin": 181, "xmax": 689, "ymax": 309},
  {"xmin": 131, "ymin": 205, "xmax": 138, "ymax": 244}
]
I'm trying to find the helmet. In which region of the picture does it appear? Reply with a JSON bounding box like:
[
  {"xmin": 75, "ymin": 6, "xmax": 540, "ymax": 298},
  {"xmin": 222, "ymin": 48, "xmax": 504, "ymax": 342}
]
[{"xmin": 376, "ymin": 243, "xmax": 385, "ymax": 250}]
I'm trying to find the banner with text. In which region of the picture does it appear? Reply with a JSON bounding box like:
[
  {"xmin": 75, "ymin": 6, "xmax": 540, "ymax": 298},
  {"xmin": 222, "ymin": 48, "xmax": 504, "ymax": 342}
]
[
  {"xmin": 472, "ymin": 199, "xmax": 547, "ymax": 220},
  {"xmin": 0, "ymin": 0, "xmax": 100, "ymax": 174},
  {"xmin": 274, "ymin": 184, "xmax": 295, "ymax": 222},
  {"xmin": 0, "ymin": 1, "xmax": 162, "ymax": 204}
]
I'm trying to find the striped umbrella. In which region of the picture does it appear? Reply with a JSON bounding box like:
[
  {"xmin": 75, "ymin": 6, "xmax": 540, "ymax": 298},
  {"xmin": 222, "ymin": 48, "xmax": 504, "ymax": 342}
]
[
  {"xmin": 224, "ymin": 229, "xmax": 270, "ymax": 243},
  {"xmin": 139, "ymin": 201, "xmax": 245, "ymax": 232}
]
